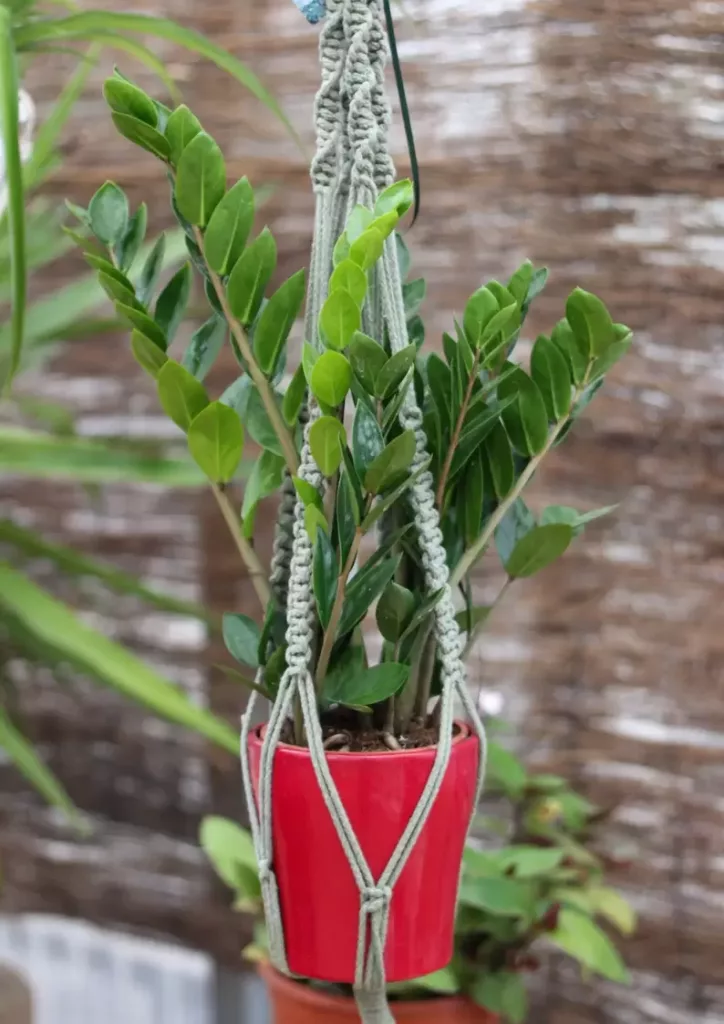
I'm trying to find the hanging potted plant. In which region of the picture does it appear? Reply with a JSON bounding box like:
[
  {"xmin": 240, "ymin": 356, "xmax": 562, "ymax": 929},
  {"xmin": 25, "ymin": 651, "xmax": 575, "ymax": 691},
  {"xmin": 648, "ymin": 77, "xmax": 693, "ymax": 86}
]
[
  {"xmin": 200, "ymin": 746, "xmax": 635, "ymax": 1022},
  {"xmin": 67, "ymin": 0, "xmax": 633, "ymax": 1014}
]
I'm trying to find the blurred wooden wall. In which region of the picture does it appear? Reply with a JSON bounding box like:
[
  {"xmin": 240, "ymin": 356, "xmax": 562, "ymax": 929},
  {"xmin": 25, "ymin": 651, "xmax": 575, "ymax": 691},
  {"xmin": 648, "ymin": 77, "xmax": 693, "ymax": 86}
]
[{"xmin": 2, "ymin": 1, "xmax": 724, "ymax": 1021}]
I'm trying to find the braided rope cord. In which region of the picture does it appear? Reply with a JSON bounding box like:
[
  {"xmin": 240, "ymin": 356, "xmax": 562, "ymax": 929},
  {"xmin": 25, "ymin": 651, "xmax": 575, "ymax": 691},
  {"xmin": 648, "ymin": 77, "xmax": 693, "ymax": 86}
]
[{"xmin": 241, "ymin": 4, "xmax": 487, "ymax": 1020}]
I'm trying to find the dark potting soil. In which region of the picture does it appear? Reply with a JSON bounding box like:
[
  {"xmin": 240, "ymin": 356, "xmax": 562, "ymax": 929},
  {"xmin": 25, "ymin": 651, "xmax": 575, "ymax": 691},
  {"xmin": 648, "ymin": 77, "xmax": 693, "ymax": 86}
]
[{"xmin": 279, "ymin": 709, "xmax": 455, "ymax": 752}]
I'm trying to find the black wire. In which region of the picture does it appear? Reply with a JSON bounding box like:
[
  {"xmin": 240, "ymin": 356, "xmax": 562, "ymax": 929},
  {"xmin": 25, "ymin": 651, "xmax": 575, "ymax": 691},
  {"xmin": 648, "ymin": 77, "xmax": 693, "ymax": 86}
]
[{"xmin": 382, "ymin": 0, "xmax": 420, "ymax": 226}]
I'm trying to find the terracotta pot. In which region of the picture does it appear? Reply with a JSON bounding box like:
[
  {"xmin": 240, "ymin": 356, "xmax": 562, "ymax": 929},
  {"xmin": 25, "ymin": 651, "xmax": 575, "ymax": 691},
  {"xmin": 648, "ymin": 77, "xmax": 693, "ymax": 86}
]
[
  {"xmin": 260, "ymin": 964, "xmax": 495, "ymax": 1023},
  {"xmin": 247, "ymin": 723, "xmax": 479, "ymax": 982}
]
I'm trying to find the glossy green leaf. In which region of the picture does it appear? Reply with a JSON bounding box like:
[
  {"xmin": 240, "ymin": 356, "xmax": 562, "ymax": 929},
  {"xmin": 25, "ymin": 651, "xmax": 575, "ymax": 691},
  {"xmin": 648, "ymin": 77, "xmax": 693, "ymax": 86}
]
[
  {"xmin": 329, "ymin": 259, "xmax": 368, "ymax": 306},
  {"xmin": 448, "ymin": 400, "xmax": 512, "ymax": 482},
  {"xmin": 505, "ymin": 524, "xmax": 574, "ymax": 578},
  {"xmin": 283, "ymin": 363, "xmax": 307, "ymax": 425},
  {"xmin": 548, "ymin": 909, "xmax": 630, "ymax": 983},
  {"xmin": 253, "ymin": 270, "xmax": 306, "ymax": 375},
  {"xmin": 461, "ymin": 451, "xmax": 485, "ymax": 545},
  {"xmin": 368, "ymin": 210, "xmax": 399, "ymax": 241},
  {"xmin": 349, "ymin": 332, "xmax": 388, "ymax": 393},
  {"xmin": 223, "ymin": 613, "xmax": 261, "ymax": 669},
  {"xmin": 88, "ymin": 181, "xmax": 129, "ymax": 245},
  {"xmin": 352, "ymin": 400, "xmax": 384, "ymax": 480},
  {"xmin": 531, "ymin": 334, "xmax": 572, "ymax": 420},
  {"xmin": 0, "ymin": 563, "xmax": 237, "ymax": 754},
  {"xmin": 310, "ymin": 350, "xmax": 352, "ymax": 408},
  {"xmin": 203, "ymin": 176, "xmax": 254, "ymax": 276},
  {"xmin": 136, "ymin": 232, "xmax": 166, "ymax": 306},
  {"xmin": 507, "ymin": 260, "xmax": 534, "ymax": 307},
  {"xmin": 116, "ymin": 302, "xmax": 167, "ymax": 351},
  {"xmin": 187, "ymin": 401, "xmax": 244, "ymax": 483},
  {"xmin": 333, "ymin": 233, "xmax": 350, "ymax": 266},
  {"xmin": 349, "ymin": 228, "xmax": 384, "ymax": 271},
  {"xmin": 103, "ymin": 76, "xmax": 156, "ymax": 125},
  {"xmin": 402, "ymin": 278, "xmax": 426, "ymax": 319},
  {"xmin": 463, "ymin": 286, "xmax": 498, "ymax": 348},
  {"xmin": 301, "ymin": 341, "xmax": 319, "ymax": 385},
  {"xmin": 154, "ymin": 262, "xmax": 192, "ymax": 342},
  {"xmin": 459, "ymin": 874, "xmax": 534, "ymax": 917},
  {"xmin": 376, "ymin": 581, "xmax": 416, "ymax": 642},
  {"xmin": 131, "ymin": 329, "xmax": 167, "ymax": 377},
  {"xmin": 156, "ymin": 359, "xmax": 209, "ymax": 431},
  {"xmin": 319, "ymin": 288, "xmax": 361, "ymax": 351},
  {"xmin": 227, "ymin": 228, "xmax": 277, "ymax": 326},
  {"xmin": 590, "ymin": 328, "xmax": 632, "ymax": 381},
  {"xmin": 363, "ymin": 429, "xmax": 416, "ymax": 494},
  {"xmin": 313, "ymin": 527, "xmax": 338, "ymax": 628},
  {"xmin": 336, "ymin": 470, "xmax": 359, "ymax": 563},
  {"xmin": 309, "ymin": 415, "xmax": 346, "ymax": 477},
  {"xmin": 495, "ymin": 846, "xmax": 564, "ymax": 877},
  {"xmin": 361, "ymin": 463, "xmax": 428, "ymax": 531},
  {"xmin": 551, "ymin": 318, "xmax": 588, "ymax": 386},
  {"xmin": 200, "ymin": 816, "xmax": 258, "ymax": 894},
  {"xmin": 494, "ymin": 498, "xmax": 535, "ymax": 567},
  {"xmin": 165, "ymin": 104, "xmax": 202, "ymax": 166},
  {"xmin": 375, "ymin": 344, "xmax": 417, "ymax": 400},
  {"xmin": 586, "ymin": 886, "xmax": 637, "ymax": 935},
  {"xmin": 111, "ymin": 112, "xmax": 170, "ymax": 160},
  {"xmin": 381, "ymin": 367, "xmax": 414, "ymax": 434},
  {"xmin": 236, "ymin": 384, "xmax": 284, "ymax": 457},
  {"xmin": 304, "ymin": 503, "xmax": 329, "ymax": 542},
  {"xmin": 175, "ymin": 132, "xmax": 226, "ymax": 227},
  {"xmin": 324, "ymin": 662, "xmax": 408, "ymax": 709},
  {"xmin": 566, "ymin": 287, "xmax": 616, "ymax": 358},
  {"xmin": 182, "ymin": 315, "xmax": 226, "ymax": 380},
  {"xmin": 485, "ymin": 420, "xmax": 515, "ymax": 499},
  {"xmin": 375, "ymin": 179, "xmax": 414, "ymax": 218},
  {"xmin": 541, "ymin": 503, "xmax": 617, "ymax": 535},
  {"xmin": 338, "ymin": 554, "xmax": 401, "ymax": 637},
  {"xmin": 426, "ymin": 352, "xmax": 452, "ymax": 422},
  {"xmin": 498, "ymin": 365, "xmax": 549, "ymax": 456},
  {"xmin": 345, "ymin": 205, "xmax": 374, "ymax": 242},
  {"xmin": 97, "ymin": 271, "xmax": 141, "ymax": 310},
  {"xmin": 114, "ymin": 202, "xmax": 148, "ymax": 272},
  {"xmin": 293, "ymin": 475, "xmax": 323, "ymax": 509}
]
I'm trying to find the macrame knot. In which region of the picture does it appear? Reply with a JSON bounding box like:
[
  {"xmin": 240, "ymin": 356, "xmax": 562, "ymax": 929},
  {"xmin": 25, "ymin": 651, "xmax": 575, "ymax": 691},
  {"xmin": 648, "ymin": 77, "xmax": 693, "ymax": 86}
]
[
  {"xmin": 257, "ymin": 858, "xmax": 273, "ymax": 886},
  {"xmin": 361, "ymin": 885, "xmax": 393, "ymax": 916}
]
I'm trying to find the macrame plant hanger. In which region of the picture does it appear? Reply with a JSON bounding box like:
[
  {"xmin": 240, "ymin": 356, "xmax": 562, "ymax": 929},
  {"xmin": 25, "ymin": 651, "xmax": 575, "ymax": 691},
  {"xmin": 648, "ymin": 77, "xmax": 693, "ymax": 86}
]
[{"xmin": 240, "ymin": 2, "xmax": 488, "ymax": 1021}]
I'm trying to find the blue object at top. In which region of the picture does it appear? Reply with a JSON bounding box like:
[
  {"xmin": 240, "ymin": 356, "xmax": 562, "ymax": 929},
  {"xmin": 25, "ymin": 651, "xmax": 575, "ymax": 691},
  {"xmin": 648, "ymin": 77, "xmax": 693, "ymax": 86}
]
[{"xmin": 293, "ymin": 0, "xmax": 326, "ymax": 23}]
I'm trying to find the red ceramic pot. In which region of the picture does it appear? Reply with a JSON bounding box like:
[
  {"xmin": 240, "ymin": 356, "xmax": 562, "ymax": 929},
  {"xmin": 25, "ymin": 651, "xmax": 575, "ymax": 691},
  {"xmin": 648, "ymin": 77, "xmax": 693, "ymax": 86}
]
[
  {"xmin": 259, "ymin": 963, "xmax": 496, "ymax": 1023},
  {"xmin": 248, "ymin": 723, "xmax": 479, "ymax": 983}
]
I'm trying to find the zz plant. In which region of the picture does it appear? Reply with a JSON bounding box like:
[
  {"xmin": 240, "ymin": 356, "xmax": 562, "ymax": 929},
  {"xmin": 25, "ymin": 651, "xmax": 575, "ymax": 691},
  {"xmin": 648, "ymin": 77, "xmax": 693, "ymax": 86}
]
[{"xmin": 71, "ymin": 71, "xmax": 633, "ymax": 749}]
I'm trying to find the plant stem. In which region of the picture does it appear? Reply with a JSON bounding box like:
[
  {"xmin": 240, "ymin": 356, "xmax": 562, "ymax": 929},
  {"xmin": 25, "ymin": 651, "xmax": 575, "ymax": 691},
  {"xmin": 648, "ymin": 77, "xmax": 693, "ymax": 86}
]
[
  {"xmin": 451, "ymin": 392, "xmax": 583, "ymax": 586},
  {"xmin": 412, "ymin": 627, "xmax": 437, "ymax": 723},
  {"xmin": 436, "ymin": 352, "xmax": 480, "ymax": 508},
  {"xmin": 193, "ymin": 226, "xmax": 299, "ymax": 476},
  {"xmin": 314, "ymin": 528, "xmax": 362, "ymax": 692},
  {"xmin": 211, "ymin": 483, "xmax": 271, "ymax": 612}
]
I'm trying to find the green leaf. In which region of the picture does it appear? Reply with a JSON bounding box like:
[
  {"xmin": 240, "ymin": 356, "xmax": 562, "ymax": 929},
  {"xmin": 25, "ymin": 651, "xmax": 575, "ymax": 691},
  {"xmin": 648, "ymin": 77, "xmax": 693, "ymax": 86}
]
[
  {"xmin": 0, "ymin": 563, "xmax": 238, "ymax": 754},
  {"xmin": 410, "ymin": 967, "xmax": 459, "ymax": 996},
  {"xmin": 88, "ymin": 181, "xmax": 129, "ymax": 245},
  {"xmin": 507, "ymin": 260, "xmax": 534, "ymax": 307},
  {"xmin": 485, "ymin": 420, "xmax": 515, "ymax": 499},
  {"xmin": 376, "ymin": 581, "xmax": 416, "ymax": 642},
  {"xmin": 313, "ymin": 527, "xmax": 338, "ymax": 628},
  {"xmin": 551, "ymin": 318, "xmax": 588, "ymax": 386},
  {"xmin": 301, "ymin": 340, "xmax": 319, "ymax": 384},
  {"xmin": 448, "ymin": 400, "xmax": 512, "ymax": 483},
  {"xmin": 352, "ymin": 400, "xmax": 384, "ymax": 480},
  {"xmin": 305, "ymin": 503, "xmax": 329, "ymax": 542},
  {"xmin": 338, "ymin": 554, "xmax": 401, "ymax": 636},
  {"xmin": 361, "ymin": 462, "xmax": 429, "ymax": 531},
  {"xmin": 253, "ymin": 270, "xmax": 306, "ymax": 375},
  {"xmin": 131, "ymin": 329, "xmax": 167, "ymax": 377},
  {"xmin": 310, "ymin": 350, "xmax": 352, "ymax": 408},
  {"xmin": 227, "ymin": 228, "xmax": 277, "ymax": 326},
  {"xmin": 541, "ymin": 504, "xmax": 617, "ymax": 535},
  {"xmin": 381, "ymin": 367, "xmax": 414, "ymax": 434},
  {"xmin": 402, "ymin": 278, "xmax": 426, "ymax": 319},
  {"xmin": 330, "ymin": 259, "xmax": 368, "ymax": 306},
  {"xmin": 309, "ymin": 416, "xmax": 346, "ymax": 477},
  {"xmin": 154, "ymin": 262, "xmax": 191, "ymax": 342},
  {"xmin": 566, "ymin": 287, "xmax": 616, "ymax": 358},
  {"xmin": 349, "ymin": 228, "xmax": 384, "ymax": 271},
  {"xmin": 182, "ymin": 315, "xmax": 226, "ymax": 380},
  {"xmin": 363, "ymin": 430, "xmax": 416, "ymax": 494},
  {"xmin": 279, "ymin": 364, "xmax": 305, "ymax": 427},
  {"xmin": 156, "ymin": 360, "xmax": 210, "ymax": 431},
  {"xmin": 223, "ymin": 613, "xmax": 261, "ymax": 669},
  {"xmin": 203, "ymin": 177, "xmax": 254, "ymax": 276},
  {"xmin": 319, "ymin": 288, "xmax": 361, "ymax": 351},
  {"xmin": 165, "ymin": 104, "xmax": 202, "ymax": 166},
  {"xmin": 505, "ymin": 524, "xmax": 574, "ymax": 578},
  {"xmin": 590, "ymin": 330, "xmax": 632, "ymax": 381},
  {"xmin": 102, "ymin": 76, "xmax": 157, "ymax": 125},
  {"xmin": 426, "ymin": 352, "xmax": 452, "ymax": 422},
  {"xmin": 459, "ymin": 874, "xmax": 534, "ymax": 917},
  {"xmin": 187, "ymin": 401, "xmax": 244, "ymax": 483},
  {"xmin": 333, "ymin": 233, "xmax": 350, "ymax": 266},
  {"xmin": 374, "ymin": 344, "xmax": 417, "ymax": 400},
  {"xmin": 324, "ymin": 662, "xmax": 408, "ymax": 709},
  {"xmin": 461, "ymin": 451, "xmax": 485, "ymax": 545},
  {"xmin": 230, "ymin": 383, "xmax": 284, "ymax": 457},
  {"xmin": 241, "ymin": 451, "xmax": 285, "ymax": 532},
  {"xmin": 114, "ymin": 202, "xmax": 148, "ymax": 272},
  {"xmin": 472, "ymin": 973, "xmax": 527, "ymax": 1024},
  {"xmin": 111, "ymin": 112, "xmax": 170, "ymax": 160},
  {"xmin": 375, "ymin": 179, "xmax": 414, "ymax": 218},
  {"xmin": 531, "ymin": 334, "xmax": 572, "ymax": 421},
  {"xmin": 345, "ymin": 205, "xmax": 374, "ymax": 242},
  {"xmin": 498, "ymin": 365, "xmax": 549, "ymax": 456},
  {"xmin": 175, "ymin": 132, "xmax": 226, "ymax": 228},
  {"xmin": 496, "ymin": 846, "xmax": 565, "ymax": 878},
  {"xmin": 586, "ymin": 886, "xmax": 636, "ymax": 936},
  {"xmin": 200, "ymin": 816, "xmax": 258, "ymax": 895},
  {"xmin": 97, "ymin": 271, "xmax": 141, "ymax": 310},
  {"xmin": 549, "ymin": 908, "xmax": 630, "ymax": 983},
  {"xmin": 395, "ymin": 231, "xmax": 411, "ymax": 279},
  {"xmin": 137, "ymin": 232, "xmax": 166, "ymax": 306},
  {"xmin": 463, "ymin": 286, "xmax": 498, "ymax": 348},
  {"xmin": 0, "ymin": 705, "xmax": 80, "ymax": 827},
  {"xmin": 486, "ymin": 740, "xmax": 528, "ymax": 797},
  {"xmin": 348, "ymin": 332, "xmax": 388, "ymax": 393},
  {"xmin": 336, "ymin": 470, "xmax": 360, "ymax": 563},
  {"xmin": 116, "ymin": 302, "xmax": 167, "ymax": 351}
]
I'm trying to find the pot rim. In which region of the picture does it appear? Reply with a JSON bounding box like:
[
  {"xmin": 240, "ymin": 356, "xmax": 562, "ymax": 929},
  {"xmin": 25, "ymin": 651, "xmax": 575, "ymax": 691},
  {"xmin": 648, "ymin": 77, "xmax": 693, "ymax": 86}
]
[
  {"xmin": 249, "ymin": 720, "xmax": 474, "ymax": 761},
  {"xmin": 258, "ymin": 962, "xmax": 473, "ymax": 1011}
]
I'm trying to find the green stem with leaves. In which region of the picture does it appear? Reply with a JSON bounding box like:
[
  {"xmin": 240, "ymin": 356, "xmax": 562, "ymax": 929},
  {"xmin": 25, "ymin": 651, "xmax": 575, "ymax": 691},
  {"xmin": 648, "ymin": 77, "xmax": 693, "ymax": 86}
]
[
  {"xmin": 193, "ymin": 226, "xmax": 299, "ymax": 476},
  {"xmin": 436, "ymin": 351, "xmax": 480, "ymax": 508},
  {"xmin": 314, "ymin": 528, "xmax": 363, "ymax": 692},
  {"xmin": 211, "ymin": 483, "xmax": 271, "ymax": 611}
]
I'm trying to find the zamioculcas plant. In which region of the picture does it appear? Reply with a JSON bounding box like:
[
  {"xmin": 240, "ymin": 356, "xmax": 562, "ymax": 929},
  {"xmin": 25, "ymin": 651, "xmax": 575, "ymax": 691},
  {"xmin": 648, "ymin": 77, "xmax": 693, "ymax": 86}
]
[{"xmin": 72, "ymin": 36, "xmax": 632, "ymax": 1020}]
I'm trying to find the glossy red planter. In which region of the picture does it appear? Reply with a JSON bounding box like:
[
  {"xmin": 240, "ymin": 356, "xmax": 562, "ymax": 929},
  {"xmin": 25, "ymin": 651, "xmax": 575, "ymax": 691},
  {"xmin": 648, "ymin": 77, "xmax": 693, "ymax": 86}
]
[{"xmin": 248, "ymin": 723, "xmax": 479, "ymax": 983}]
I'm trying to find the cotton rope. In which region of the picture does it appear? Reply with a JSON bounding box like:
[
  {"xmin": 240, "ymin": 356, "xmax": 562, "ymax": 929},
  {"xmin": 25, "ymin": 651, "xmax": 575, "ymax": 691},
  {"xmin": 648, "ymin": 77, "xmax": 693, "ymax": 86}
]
[{"xmin": 240, "ymin": 3, "xmax": 488, "ymax": 1021}]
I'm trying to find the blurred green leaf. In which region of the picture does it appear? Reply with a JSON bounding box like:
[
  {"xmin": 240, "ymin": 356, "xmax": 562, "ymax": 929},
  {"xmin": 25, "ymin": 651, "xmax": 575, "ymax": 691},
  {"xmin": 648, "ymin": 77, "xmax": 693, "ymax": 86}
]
[
  {"xmin": 309, "ymin": 415, "xmax": 346, "ymax": 477},
  {"xmin": 329, "ymin": 258, "xmax": 367, "ymax": 306},
  {"xmin": 154, "ymin": 261, "xmax": 191, "ymax": 342},
  {"xmin": 175, "ymin": 132, "xmax": 226, "ymax": 228},
  {"xmin": 505, "ymin": 524, "xmax": 574, "ymax": 579},
  {"xmin": 188, "ymin": 401, "xmax": 243, "ymax": 483},
  {"xmin": 199, "ymin": 815, "xmax": 258, "ymax": 894},
  {"xmin": 182, "ymin": 315, "xmax": 226, "ymax": 381},
  {"xmin": 319, "ymin": 288, "xmax": 361, "ymax": 351},
  {"xmin": 548, "ymin": 908, "xmax": 630, "ymax": 983},
  {"xmin": 111, "ymin": 111, "xmax": 170, "ymax": 160},
  {"xmin": 156, "ymin": 359, "xmax": 209, "ymax": 431},
  {"xmin": 324, "ymin": 661, "xmax": 408, "ymax": 709},
  {"xmin": 352, "ymin": 400, "xmax": 384, "ymax": 480},
  {"xmin": 103, "ymin": 75, "xmax": 157, "ymax": 125},
  {"xmin": 222, "ymin": 613, "xmax": 260, "ymax": 669},
  {"xmin": 131, "ymin": 329, "xmax": 167, "ymax": 377}
]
